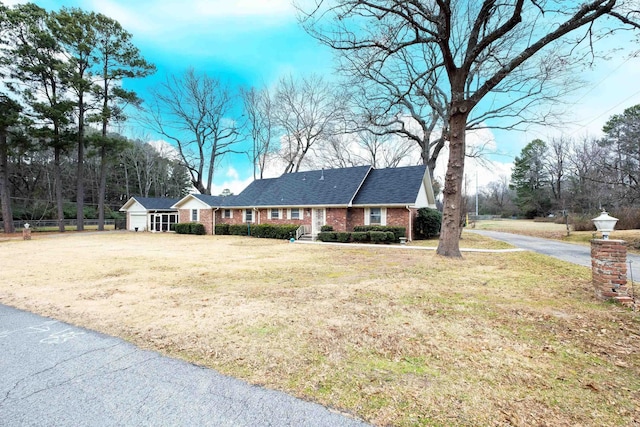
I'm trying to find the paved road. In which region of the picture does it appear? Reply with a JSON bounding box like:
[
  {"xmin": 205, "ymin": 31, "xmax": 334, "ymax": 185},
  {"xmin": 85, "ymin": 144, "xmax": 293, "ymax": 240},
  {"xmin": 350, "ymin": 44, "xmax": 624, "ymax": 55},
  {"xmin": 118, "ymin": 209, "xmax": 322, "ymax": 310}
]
[
  {"xmin": 470, "ymin": 230, "xmax": 640, "ymax": 281},
  {"xmin": 0, "ymin": 304, "xmax": 369, "ymax": 427}
]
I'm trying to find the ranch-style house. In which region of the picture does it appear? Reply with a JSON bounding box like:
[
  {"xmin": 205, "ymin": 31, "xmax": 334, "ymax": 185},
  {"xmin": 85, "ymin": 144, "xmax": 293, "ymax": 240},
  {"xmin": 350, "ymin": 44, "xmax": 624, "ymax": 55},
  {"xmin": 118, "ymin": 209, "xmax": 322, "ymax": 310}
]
[{"xmin": 120, "ymin": 164, "xmax": 436, "ymax": 241}]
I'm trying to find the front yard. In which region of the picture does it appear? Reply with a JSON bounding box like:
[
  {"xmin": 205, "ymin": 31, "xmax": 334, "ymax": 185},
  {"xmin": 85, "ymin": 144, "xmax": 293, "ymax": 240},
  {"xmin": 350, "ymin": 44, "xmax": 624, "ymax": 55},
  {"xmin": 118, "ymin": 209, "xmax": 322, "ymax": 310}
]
[{"xmin": 0, "ymin": 232, "xmax": 638, "ymax": 426}]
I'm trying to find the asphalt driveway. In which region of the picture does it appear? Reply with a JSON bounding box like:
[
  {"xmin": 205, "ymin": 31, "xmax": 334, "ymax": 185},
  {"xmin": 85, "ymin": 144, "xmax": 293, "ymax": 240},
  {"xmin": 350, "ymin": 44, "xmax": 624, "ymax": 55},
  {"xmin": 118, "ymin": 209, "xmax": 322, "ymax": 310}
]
[
  {"xmin": 470, "ymin": 230, "xmax": 640, "ymax": 282},
  {"xmin": 0, "ymin": 304, "xmax": 370, "ymax": 427}
]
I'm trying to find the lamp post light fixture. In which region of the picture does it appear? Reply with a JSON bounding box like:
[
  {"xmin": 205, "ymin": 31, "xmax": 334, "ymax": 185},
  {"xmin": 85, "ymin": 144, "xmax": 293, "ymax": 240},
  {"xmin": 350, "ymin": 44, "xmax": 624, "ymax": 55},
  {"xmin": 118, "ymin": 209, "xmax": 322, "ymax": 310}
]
[{"xmin": 592, "ymin": 210, "xmax": 618, "ymax": 240}]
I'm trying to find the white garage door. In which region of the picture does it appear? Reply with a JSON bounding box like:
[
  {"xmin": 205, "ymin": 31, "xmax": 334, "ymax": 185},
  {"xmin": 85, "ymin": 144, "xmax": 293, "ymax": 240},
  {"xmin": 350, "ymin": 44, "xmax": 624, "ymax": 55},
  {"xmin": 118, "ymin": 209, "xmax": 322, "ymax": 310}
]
[{"xmin": 129, "ymin": 214, "xmax": 147, "ymax": 231}]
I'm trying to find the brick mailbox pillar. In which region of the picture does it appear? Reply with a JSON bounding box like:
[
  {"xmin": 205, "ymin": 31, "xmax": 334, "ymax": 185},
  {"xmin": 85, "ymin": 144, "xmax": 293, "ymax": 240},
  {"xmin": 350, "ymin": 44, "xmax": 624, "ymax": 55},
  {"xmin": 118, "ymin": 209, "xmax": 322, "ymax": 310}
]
[{"xmin": 591, "ymin": 239, "xmax": 632, "ymax": 306}]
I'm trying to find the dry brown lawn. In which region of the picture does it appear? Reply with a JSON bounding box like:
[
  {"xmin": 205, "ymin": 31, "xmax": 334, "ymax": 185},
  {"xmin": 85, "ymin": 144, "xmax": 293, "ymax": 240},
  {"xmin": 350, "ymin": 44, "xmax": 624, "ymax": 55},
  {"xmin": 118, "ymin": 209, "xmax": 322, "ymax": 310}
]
[{"xmin": 1, "ymin": 231, "xmax": 639, "ymax": 426}]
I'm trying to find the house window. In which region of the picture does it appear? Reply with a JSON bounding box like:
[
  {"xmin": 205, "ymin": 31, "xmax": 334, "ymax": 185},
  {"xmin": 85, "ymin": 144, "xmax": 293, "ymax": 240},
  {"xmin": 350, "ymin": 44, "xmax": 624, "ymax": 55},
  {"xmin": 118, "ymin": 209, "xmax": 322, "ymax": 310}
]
[
  {"xmin": 270, "ymin": 208, "xmax": 280, "ymax": 219},
  {"xmin": 191, "ymin": 209, "xmax": 198, "ymax": 221},
  {"xmin": 223, "ymin": 209, "xmax": 232, "ymax": 219},
  {"xmin": 369, "ymin": 208, "xmax": 382, "ymax": 225},
  {"xmin": 365, "ymin": 207, "xmax": 386, "ymax": 226},
  {"xmin": 245, "ymin": 209, "xmax": 253, "ymax": 223},
  {"xmin": 290, "ymin": 208, "xmax": 300, "ymax": 220},
  {"xmin": 151, "ymin": 213, "xmax": 178, "ymax": 232}
]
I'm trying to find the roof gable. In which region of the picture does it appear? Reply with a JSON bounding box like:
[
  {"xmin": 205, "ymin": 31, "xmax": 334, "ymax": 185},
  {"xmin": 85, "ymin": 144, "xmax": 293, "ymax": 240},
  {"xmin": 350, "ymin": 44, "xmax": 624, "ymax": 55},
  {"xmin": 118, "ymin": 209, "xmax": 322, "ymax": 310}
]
[
  {"xmin": 352, "ymin": 165, "xmax": 428, "ymax": 205},
  {"xmin": 120, "ymin": 196, "xmax": 179, "ymax": 211}
]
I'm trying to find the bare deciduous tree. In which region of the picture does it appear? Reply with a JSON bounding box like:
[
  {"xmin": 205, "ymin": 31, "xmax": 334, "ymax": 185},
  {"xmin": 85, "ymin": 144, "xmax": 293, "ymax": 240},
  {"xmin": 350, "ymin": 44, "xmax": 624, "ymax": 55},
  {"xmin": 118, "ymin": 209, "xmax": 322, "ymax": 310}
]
[
  {"xmin": 241, "ymin": 86, "xmax": 275, "ymax": 180},
  {"xmin": 545, "ymin": 137, "xmax": 569, "ymax": 207},
  {"xmin": 319, "ymin": 129, "xmax": 416, "ymax": 169},
  {"xmin": 301, "ymin": 0, "xmax": 640, "ymax": 257},
  {"xmin": 273, "ymin": 74, "xmax": 347, "ymax": 173},
  {"xmin": 146, "ymin": 68, "xmax": 240, "ymax": 195},
  {"xmin": 481, "ymin": 176, "xmax": 516, "ymax": 216}
]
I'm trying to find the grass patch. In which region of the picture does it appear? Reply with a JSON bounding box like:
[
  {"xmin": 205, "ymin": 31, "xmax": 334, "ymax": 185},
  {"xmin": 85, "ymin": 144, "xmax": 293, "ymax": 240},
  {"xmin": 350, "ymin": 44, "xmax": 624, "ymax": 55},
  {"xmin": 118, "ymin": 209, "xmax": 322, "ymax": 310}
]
[
  {"xmin": 410, "ymin": 231, "xmax": 516, "ymax": 250},
  {"xmin": 0, "ymin": 233, "xmax": 638, "ymax": 426}
]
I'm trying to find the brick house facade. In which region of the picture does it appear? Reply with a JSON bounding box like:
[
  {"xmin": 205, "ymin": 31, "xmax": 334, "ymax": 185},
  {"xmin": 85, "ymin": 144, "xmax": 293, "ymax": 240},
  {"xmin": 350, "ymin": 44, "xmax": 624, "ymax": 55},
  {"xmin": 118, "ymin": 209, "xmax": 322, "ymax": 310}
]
[{"xmin": 127, "ymin": 165, "xmax": 437, "ymax": 241}]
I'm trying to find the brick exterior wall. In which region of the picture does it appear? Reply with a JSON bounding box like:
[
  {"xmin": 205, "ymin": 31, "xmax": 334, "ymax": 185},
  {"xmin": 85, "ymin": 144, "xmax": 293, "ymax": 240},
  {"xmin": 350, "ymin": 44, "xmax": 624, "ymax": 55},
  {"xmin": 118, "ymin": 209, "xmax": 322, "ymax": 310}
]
[
  {"xmin": 591, "ymin": 239, "xmax": 632, "ymax": 306},
  {"xmin": 347, "ymin": 208, "xmax": 363, "ymax": 231},
  {"xmin": 178, "ymin": 206, "xmax": 415, "ymax": 239},
  {"xmin": 199, "ymin": 209, "xmax": 214, "ymax": 235},
  {"xmin": 216, "ymin": 209, "xmax": 247, "ymax": 226},
  {"xmin": 326, "ymin": 208, "xmax": 348, "ymax": 232},
  {"xmin": 179, "ymin": 208, "xmax": 215, "ymax": 234},
  {"xmin": 387, "ymin": 207, "xmax": 416, "ymax": 240},
  {"xmin": 178, "ymin": 209, "xmax": 190, "ymax": 226},
  {"xmin": 253, "ymin": 208, "xmax": 311, "ymax": 227}
]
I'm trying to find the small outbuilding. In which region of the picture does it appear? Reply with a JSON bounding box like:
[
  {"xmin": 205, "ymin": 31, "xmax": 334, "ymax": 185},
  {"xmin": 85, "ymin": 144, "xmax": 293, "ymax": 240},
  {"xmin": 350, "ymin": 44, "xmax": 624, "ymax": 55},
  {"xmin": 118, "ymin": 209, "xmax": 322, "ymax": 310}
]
[{"xmin": 119, "ymin": 197, "xmax": 180, "ymax": 232}]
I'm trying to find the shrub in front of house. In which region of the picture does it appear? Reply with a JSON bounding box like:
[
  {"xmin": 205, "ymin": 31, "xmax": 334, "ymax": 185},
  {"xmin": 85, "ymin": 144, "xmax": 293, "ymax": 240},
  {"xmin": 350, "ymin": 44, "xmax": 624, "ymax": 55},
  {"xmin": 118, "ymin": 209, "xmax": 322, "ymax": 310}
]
[
  {"xmin": 229, "ymin": 224, "xmax": 250, "ymax": 235},
  {"xmin": 414, "ymin": 208, "xmax": 442, "ymax": 239},
  {"xmin": 317, "ymin": 231, "xmax": 337, "ymax": 242},
  {"xmin": 336, "ymin": 232, "xmax": 351, "ymax": 243},
  {"xmin": 353, "ymin": 225, "xmax": 405, "ymax": 242},
  {"xmin": 175, "ymin": 222, "xmax": 205, "ymax": 235},
  {"xmin": 227, "ymin": 224, "xmax": 299, "ymax": 239},
  {"xmin": 174, "ymin": 223, "xmax": 190, "ymax": 234},
  {"xmin": 251, "ymin": 224, "xmax": 299, "ymax": 239},
  {"xmin": 351, "ymin": 231, "xmax": 369, "ymax": 242},
  {"xmin": 321, "ymin": 225, "xmax": 334, "ymax": 232},
  {"xmin": 215, "ymin": 224, "xmax": 230, "ymax": 235},
  {"xmin": 191, "ymin": 223, "xmax": 206, "ymax": 235},
  {"xmin": 369, "ymin": 230, "xmax": 390, "ymax": 243}
]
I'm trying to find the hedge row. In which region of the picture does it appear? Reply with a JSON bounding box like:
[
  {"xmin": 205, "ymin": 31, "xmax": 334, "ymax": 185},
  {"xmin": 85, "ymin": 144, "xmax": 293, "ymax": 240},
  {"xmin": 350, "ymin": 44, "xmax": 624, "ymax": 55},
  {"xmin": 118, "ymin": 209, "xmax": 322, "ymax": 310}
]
[
  {"xmin": 353, "ymin": 225, "xmax": 406, "ymax": 241},
  {"xmin": 216, "ymin": 223, "xmax": 300, "ymax": 239},
  {"xmin": 317, "ymin": 230, "xmax": 399, "ymax": 244},
  {"xmin": 174, "ymin": 222, "xmax": 206, "ymax": 235}
]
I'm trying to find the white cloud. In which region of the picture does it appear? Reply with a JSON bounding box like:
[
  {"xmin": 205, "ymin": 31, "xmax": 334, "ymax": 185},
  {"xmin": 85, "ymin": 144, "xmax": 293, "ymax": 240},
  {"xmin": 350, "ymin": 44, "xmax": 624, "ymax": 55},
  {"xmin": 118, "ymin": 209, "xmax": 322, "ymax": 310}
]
[
  {"xmin": 209, "ymin": 173, "xmax": 253, "ymax": 196},
  {"xmin": 148, "ymin": 139, "xmax": 180, "ymax": 160},
  {"xmin": 87, "ymin": 0, "xmax": 295, "ymax": 36},
  {"xmin": 225, "ymin": 166, "xmax": 240, "ymax": 180}
]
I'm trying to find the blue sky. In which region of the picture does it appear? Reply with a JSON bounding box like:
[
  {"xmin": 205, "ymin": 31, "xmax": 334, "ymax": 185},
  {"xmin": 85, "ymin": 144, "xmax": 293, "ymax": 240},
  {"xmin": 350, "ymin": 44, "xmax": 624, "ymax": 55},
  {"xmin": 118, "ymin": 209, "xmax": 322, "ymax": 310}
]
[{"xmin": 8, "ymin": 0, "xmax": 640, "ymax": 195}]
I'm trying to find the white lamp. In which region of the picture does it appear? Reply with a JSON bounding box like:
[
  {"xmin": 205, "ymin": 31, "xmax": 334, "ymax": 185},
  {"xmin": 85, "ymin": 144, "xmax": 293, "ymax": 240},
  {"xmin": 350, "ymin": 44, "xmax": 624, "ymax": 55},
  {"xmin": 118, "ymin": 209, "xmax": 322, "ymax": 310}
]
[{"xmin": 592, "ymin": 211, "xmax": 618, "ymax": 240}]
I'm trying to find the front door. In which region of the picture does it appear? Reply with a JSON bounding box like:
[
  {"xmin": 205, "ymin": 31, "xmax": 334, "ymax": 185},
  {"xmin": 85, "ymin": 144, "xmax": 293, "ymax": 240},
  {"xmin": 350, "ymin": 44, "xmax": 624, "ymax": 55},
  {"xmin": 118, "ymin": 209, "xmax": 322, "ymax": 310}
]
[{"xmin": 312, "ymin": 208, "xmax": 325, "ymax": 235}]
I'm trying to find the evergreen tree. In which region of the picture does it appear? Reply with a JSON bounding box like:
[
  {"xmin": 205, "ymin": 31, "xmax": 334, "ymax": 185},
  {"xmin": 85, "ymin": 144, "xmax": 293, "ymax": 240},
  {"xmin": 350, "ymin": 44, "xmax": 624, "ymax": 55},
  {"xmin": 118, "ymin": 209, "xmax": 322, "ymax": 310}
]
[
  {"xmin": 600, "ymin": 104, "xmax": 640, "ymax": 205},
  {"xmin": 510, "ymin": 139, "xmax": 551, "ymax": 218}
]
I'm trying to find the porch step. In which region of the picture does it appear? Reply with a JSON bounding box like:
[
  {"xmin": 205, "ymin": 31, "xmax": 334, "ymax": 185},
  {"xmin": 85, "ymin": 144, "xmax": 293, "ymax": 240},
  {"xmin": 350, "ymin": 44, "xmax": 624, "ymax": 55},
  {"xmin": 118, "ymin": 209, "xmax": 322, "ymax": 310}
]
[{"xmin": 297, "ymin": 234, "xmax": 314, "ymax": 242}]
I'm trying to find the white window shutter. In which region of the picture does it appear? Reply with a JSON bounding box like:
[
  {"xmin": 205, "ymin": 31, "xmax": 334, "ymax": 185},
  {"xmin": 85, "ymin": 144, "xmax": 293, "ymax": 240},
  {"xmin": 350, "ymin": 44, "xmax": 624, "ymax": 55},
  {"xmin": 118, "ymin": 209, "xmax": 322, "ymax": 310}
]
[
  {"xmin": 364, "ymin": 208, "xmax": 370, "ymax": 226},
  {"xmin": 381, "ymin": 208, "xmax": 387, "ymax": 226},
  {"xmin": 267, "ymin": 209, "xmax": 272, "ymax": 220},
  {"xmin": 287, "ymin": 209, "xmax": 291, "ymax": 220}
]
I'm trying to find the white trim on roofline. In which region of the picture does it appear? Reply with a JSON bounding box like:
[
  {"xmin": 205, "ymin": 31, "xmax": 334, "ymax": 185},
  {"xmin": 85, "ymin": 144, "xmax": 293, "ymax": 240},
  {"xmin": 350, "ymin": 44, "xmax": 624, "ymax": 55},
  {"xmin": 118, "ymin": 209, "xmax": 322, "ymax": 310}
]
[
  {"xmin": 171, "ymin": 194, "xmax": 214, "ymax": 209},
  {"xmin": 347, "ymin": 165, "xmax": 373, "ymax": 207}
]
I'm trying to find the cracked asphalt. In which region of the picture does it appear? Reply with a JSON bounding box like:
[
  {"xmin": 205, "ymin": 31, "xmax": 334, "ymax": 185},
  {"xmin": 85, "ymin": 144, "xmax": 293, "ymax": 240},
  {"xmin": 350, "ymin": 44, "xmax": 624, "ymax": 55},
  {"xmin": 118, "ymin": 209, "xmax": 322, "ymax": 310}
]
[{"xmin": 0, "ymin": 304, "xmax": 370, "ymax": 427}]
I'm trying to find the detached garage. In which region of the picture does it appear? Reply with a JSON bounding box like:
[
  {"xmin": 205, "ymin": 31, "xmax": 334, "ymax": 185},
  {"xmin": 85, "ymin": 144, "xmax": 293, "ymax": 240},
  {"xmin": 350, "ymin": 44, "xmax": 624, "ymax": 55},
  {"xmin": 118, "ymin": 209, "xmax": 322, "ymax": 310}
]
[{"xmin": 119, "ymin": 197, "xmax": 180, "ymax": 232}]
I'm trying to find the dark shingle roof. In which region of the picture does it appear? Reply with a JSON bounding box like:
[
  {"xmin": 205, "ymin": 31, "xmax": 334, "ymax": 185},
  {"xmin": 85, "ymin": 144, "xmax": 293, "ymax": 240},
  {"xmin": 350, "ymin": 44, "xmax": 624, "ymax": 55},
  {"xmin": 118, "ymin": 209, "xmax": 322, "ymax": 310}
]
[
  {"xmin": 134, "ymin": 197, "xmax": 180, "ymax": 210},
  {"xmin": 226, "ymin": 166, "xmax": 372, "ymax": 207},
  {"xmin": 192, "ymin": 194, "xmax": 239, "ymax": 207},
  {"xmin": 351, "ymin": 165, "xmax": 426, "ymax": 205}
]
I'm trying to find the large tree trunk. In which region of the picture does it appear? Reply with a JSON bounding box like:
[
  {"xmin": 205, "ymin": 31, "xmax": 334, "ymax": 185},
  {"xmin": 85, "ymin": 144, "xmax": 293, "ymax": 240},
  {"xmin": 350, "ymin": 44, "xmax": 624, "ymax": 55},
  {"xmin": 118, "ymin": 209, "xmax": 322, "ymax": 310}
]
[
  {"xmin": 97, "ymin": 145, "xmax": 107, "ymax": 231},
  {"xmin": 54, "ymin": 146, "xmax": 65, "ymax": 232},
  {"xmin": 0, "ymin": 128, "xmax": 14, "ymax": 234},
  {"xmin": 76, "ymin": 93, "xmax": 85, "ymax": 231},
  {"xmin": 436, "ymin": 110, "xmax": 468, "ymax": 258}
]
